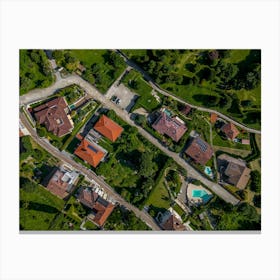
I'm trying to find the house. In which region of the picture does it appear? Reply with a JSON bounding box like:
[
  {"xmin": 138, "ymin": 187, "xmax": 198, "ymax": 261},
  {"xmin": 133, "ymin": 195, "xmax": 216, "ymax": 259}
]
[
  {"xmin": 210, "ymin": 113, "xmax": 218, "ymax": 124},
  {"xmin": 185, "ymin": 136, "xmax": 213, "ymax": 165},
  {"xmin": 152, "ymin": 109, "xmax": 187, "ymax": 142},
  {"xmin": 180, "ymin": 105, "xmax": 192, "ymax": 116},
  {"xmin": 217, "ymin": 154, "xmax": 251, "ymax": 189},
  {"xmin": 34, "ymin": 97, "xmax": 74, "ymax": 137},
  {"xmin": 78, "ymin": 188, "xmax": 114, "ymax": 227},
  {"xmin": 74, "ymin": 139, "xmax": 105, "ymax": 168},
  {"xmin": 159, "ymin": 208, "xmax": 186, "ymax": 231},
  {"xmin": 46, "ymin": 167, "xmax": 79, "ymax": 199},
  {"xmin": 94, "ymin": 115, "xmax": 123, "ymax": 142},
  {"xmin": 221, "ymin": 122, "xmax": 239, "ymax": 140}
]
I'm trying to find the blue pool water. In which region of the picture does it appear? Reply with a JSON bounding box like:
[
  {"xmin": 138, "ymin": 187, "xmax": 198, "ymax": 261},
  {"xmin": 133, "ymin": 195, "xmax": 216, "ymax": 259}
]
[
  {"xmin": 204, "ymin": 166, "xmax": 213, "ymax": 176},
  {"xmin": 192, "ymin": 189, "xmax": 212, "ymax": 203}
]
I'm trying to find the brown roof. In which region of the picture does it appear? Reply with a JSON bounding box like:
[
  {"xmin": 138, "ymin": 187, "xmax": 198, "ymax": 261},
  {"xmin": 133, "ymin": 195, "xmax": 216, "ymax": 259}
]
[
  {"xmin": 94, "ymin": 115, "xmax": 123, "ymax": 142},
  {"xmin": 78, "ymin": 188, "xmax": 114, "ymax": 226},
  {"xmin": 180, "ymin": 105, "xmax": 192, "ymax": 115},
  {"xmin": 74, "ymin": 139, "xmax": 105, "ymax": 168},
  {"xmin": 185, "ymin": 137, "xmax": 213, "ymax": 165},
  {"xmin": 210, "ymin": 113, "xmax": 218, "ymax": 124},
  {"xmin": 221, "ymin": 122, "xmax": 239, "ymax": 140},
  {"xmin": 161, "ymin": 215, "xmax": 185, "ymax": 231},
  {"xmin": 217, "ymin": 154, "xmax": 251, "ymax": 189},
  {"xmin": 46, "ymin": 169, "xmax": 71, "ymax": 199},
  {"xmin": 34, "ymin": 97, "xmax": 73, "ymax": 137},
  {"xmin": 152, "ymin": 112, "xmax": 187, "ymax": 142}
]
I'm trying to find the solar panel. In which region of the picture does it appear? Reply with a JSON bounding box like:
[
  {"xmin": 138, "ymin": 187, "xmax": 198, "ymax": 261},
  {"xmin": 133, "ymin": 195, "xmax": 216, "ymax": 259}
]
[
  {"xmin": 196, "ymin": 138, "xmax": 208, "ymax": 152},
  {"xmin": 88, "ymin": 144, "xmax": 99, "ymax": 153}
]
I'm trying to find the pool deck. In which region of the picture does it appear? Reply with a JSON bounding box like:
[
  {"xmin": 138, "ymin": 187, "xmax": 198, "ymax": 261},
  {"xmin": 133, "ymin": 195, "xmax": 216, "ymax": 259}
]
[{"xmin": 187, "ymin": 183, "xmax": 212, "ymax": 205}]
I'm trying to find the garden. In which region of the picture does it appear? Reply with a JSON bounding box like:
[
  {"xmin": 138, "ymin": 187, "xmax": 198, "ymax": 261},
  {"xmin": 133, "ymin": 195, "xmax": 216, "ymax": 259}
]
[
  {"xmin": 52, "ymin": 49, "xmax": 127, "ymax": 93},
  {"xmin": 122, "ymin": 49, "xmax": 261, "ymax": 130},
  {"xmin": 20, "ymin": 49, "xmax": 54, "ymax": 95}
]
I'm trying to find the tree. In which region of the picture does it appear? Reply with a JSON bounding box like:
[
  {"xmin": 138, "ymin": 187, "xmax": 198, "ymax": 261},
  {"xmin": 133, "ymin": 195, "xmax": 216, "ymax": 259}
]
[
  {"xmin": 135, "ymin": 114, "xmax": 146, "ymax": 127},
  {"xmin": 138, "ymin": 152, "xmax": 155, "ymax": 178},
  {"xmin": 37, "ymin": 126, "xmax": 46, "ymax": 137},
  {"xmin": 253, "ymin": 194, "xmax": 261, "ymax": 208},
  {"xmin": 250, "ymin": 170, "xmax": 261, "ymax": 193}
]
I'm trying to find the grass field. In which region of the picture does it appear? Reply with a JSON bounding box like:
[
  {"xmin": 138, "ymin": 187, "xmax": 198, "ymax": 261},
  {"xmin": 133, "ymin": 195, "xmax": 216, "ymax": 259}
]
[
  {"xmin": 212, "ymin": 130, "xmax": 251, "ymax": 151},
  {"xmin": 145, "ymin": 169, "xmax": 171, "ymax": 210},
  {"xmin": 69, "ymin": 50, "xmax": 126, "ymax": 93},
  {"xmin": 122, "ymin": 70, "xmax": 160, "ymax": 112},
  {"xmin": 20, "ymin": 185, "xmax": 65, "ymax": 230}
]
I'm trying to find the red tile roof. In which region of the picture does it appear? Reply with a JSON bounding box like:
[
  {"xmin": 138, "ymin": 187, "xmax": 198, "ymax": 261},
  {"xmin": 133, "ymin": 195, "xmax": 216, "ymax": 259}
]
[
  {"xmin": 78, "ymin": 188, "xmax": 114, "ymax": 226},
  {"xmin": 46, "ymin": 169, "xmax": 70, "ymax": 199},
  {"xmin": 221, "ymin": 122, "xmax": 239, "ymax": 140},
  {"xmin": 34, "ymin": 97, "xmax": 73, "ymax": 137},
  {"xmin": 74, "ymin": 139, "xmax": 105, "ymax": 168},
  {"xmin": 94, "ymin": 115, "xmax": 123, "ymax": 142},
  {"xmin": 185, "ymin": 137, "xmax": 213, "ymax": 165},
  {"xmin": 210, "ymin": 113, "xmax": 218, "ymax": 124},
  {"xmin": 152, "ymin": 112, "xmax": 187, "ymax": 142}
]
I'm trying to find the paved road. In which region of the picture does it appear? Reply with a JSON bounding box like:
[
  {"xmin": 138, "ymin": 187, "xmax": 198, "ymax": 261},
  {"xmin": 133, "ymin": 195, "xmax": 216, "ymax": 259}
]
[
  {"xmin": 19, "ymin": 72, "xmax": 240, "ymax": 205},
  {"xmin": 115, "ymin": 50, "xmax": 261, "ymax": 135},
  {"xmin": 20, "ymin": 113, "xmax": 161, "ymax": 231}
]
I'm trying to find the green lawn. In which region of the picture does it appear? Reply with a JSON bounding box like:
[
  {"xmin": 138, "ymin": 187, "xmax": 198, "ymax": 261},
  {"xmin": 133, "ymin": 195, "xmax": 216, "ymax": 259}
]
[
  {"xmin": 68, "ymin": 50, "xmax": 127, "ymax": 93},
  {"xmin": 122, "ymin": 70, "xmax": 160, "ymax": 112},
  {"xmin": 20, "ymin": 185, "xmax": 65, "ymax": 230},
  {"xmin": 145, "ymin": 170, "xmax": 171, "ymax": 210},
  {"xmin": 173, "ymin": 203, "xmax": 185, "ymax": 217},
  {"xmin": 122, "ymin": 49, "xmax": 261, "ymax": 130},
  {"xmin": 212, "ymin": 129, "xmax": 251, "ymax": 151},
  {"xmin": 20, "ymin": 50, "xmax": 54, "ymax": 95},
  {"xmin": 224, "ymin": 50, "xmax": 250, "ymax": 64}
]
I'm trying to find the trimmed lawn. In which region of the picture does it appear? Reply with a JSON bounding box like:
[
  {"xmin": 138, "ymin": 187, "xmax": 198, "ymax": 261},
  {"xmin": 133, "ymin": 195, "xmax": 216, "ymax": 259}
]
[
  {"xmin": 212, "ymin": 129, "xmax": 251, "ymax": 151},
  {"xmin": 145, "ymin": 172, "xmax": 171, "ymax": 210}
]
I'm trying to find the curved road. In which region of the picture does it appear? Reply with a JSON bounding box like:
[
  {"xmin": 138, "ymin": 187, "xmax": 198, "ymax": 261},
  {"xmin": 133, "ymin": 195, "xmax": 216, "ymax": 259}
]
[
  {"xmin": 20, "ymin": 113, "xmax": 161, "ymax": 231},
  {"xmin": 19, "ymin": 74, "xmax": 239, "ymax": 205},
  {"xmin": 115, "ymin": 50, "xmax": 261, "ymax": 135}
]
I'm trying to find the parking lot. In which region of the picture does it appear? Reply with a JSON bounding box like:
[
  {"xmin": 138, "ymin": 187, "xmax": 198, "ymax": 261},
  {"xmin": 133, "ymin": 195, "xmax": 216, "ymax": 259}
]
[{"xmin": 108, "ymin": 84, "xmax": 138, "ymax": 112}]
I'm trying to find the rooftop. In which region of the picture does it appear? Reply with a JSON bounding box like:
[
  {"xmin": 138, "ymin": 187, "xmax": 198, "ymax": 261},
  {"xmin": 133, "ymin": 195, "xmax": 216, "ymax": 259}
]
[
  {"xmin": 221, "ymin": 122, "xmax": 239, "ymax": 140},
  {"xmin": 94, "ymin": 115, "xmax": 123, "ymax": 142},
  {"xmin": 74, "ymin": 139, "xmax": 105, "ymax": 168},
  {"xmin": 78, "ymin": 188, "xmax": 114, "ymax": 226},
  {"xmin": 185, "ymin": 137, "xmax": 213, "ymax": 165},
  {"xmin": 34, "ymin": 97, "xmax": 73, "ymax": 137},
  {"xmin": 46, "ymin": 168, "xmax": 79, "ymax": 199},
  {"xmin": 152, "ymin": 111, "xmax": 187, "ymax": 142},
  {"xmin": 217, "ymin": 154, "xmax": 251, "ymax": 189}
]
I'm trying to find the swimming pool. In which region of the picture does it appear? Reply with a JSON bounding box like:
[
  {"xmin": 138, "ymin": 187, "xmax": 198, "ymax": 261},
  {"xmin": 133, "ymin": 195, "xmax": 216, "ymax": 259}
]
[
  {"xmin": 204, "ymin": 166, "xmax": 213, "ymax": 177},
  {"xmin": 192, "ymin": 189, "xmax": 208, "ymax": 197},
  {"xmin": 192, "ymin": 189, "xmax": 212, "ymax": 203}
]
